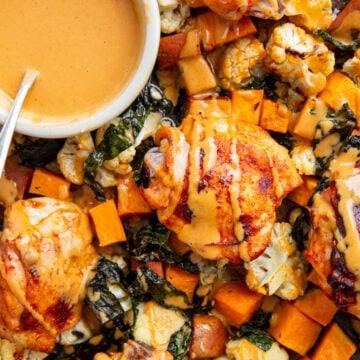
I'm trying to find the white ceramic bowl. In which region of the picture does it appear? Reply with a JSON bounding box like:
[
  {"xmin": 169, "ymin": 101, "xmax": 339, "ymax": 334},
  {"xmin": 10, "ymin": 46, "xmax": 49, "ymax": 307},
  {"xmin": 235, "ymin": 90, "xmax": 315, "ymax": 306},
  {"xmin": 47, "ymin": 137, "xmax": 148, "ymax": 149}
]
[{"xmin": 0, "ymin": 0, "xmax": 160, "ymax": 139}]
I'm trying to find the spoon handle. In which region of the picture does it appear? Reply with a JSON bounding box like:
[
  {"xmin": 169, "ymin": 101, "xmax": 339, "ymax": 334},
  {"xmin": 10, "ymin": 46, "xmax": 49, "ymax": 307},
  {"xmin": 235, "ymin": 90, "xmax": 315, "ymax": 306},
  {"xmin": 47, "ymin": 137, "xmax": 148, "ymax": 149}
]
[{"xmin": 0, "ymin": 69, "xmax": 39, "ymax": 175}]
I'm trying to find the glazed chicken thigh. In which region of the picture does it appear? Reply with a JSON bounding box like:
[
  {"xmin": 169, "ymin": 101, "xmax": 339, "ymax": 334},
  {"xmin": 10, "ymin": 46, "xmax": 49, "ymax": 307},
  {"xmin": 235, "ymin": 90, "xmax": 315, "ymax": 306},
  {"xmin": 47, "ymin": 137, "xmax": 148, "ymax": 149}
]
[
  {"xmin": 0, "ymin": 197, "xmax": 98, "ymax": 353},
  {"xmin": 141, "ymin": 115, "xmax": 302, "ymax": 263}
]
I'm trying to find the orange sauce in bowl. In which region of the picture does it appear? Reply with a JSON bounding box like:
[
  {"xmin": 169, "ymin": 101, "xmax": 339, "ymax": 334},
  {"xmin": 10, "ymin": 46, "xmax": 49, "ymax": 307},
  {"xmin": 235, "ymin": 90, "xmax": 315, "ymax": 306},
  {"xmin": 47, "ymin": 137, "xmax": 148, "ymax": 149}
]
[{"xmin": 0, "ymin": 0, "xmax": 142, "ymax": 118}]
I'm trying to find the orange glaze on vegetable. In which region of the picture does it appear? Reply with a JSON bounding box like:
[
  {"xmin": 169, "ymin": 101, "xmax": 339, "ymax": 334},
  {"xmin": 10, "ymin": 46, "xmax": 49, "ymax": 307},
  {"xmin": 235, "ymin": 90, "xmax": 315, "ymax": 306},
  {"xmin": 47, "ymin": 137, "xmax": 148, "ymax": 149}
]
[{"xmin": 0, "ymin": 0, "xmax": 142, "ymax": 118}]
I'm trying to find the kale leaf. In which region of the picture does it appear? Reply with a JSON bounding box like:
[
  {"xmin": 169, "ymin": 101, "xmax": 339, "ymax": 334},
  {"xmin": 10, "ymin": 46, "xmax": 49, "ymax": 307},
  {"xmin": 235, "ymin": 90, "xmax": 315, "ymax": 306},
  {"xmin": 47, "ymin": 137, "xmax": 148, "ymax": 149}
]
[
  {"xmin": 270, "ymin": 131, "xmax": 296, "ymax": 151},
  {"xmin": 128, "ymin": 266, "xmax": 191, "ymax": 308},
  {"xmin": 167, "ymin": 322, "xmax": 193, "ymax": 360},
  {"xmin": 243, "ymin": 73, "xmax": 280, "ymax": 101},
  {"xmin": 238, "ymin": 310, "xmax": 274, "ymax": 351},
  {"xmin": 314, "ymin": 29, "xmax": 360, "ymax": 68},
  {"xmin": 314, "ymin": 29, "xmax": 360, "ymax": 52},
  {"xmin": 130, "ymin": 220, "xmax": 199, "ymax": 274},
  {"xmin": 15, "ymin": 138, "xmax": 65, "ymax": 168},
  {"xmin": 86, "ymin": 256, "xmax": 130, "ymax": 327},
  {"xmin": 131, "ymin": 137, "xmax": 155, "ymax": 186},
  {"xmin": 291, "ymin": 209, "xmax": 310, "ymax": 251}
]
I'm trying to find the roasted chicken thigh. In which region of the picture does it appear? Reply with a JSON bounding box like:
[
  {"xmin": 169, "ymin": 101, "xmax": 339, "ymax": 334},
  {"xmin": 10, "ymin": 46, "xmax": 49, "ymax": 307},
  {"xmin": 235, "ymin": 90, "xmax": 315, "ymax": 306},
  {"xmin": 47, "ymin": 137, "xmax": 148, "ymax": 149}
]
[
  {"xmin": 141, "ymin": 115, "xmax": 302, "ymax": 263},
  {"xmin": 0, "ymin": 197, "xmax": 98, "ymax": 353}
]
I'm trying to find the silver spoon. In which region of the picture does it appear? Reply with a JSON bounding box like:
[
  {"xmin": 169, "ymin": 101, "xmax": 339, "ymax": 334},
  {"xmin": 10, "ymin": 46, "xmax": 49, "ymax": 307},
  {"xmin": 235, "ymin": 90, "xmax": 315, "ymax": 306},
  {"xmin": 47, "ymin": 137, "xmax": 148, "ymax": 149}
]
[{"xmin": 0, "ymin": 69, "xmax": 39, "ymax": 176}]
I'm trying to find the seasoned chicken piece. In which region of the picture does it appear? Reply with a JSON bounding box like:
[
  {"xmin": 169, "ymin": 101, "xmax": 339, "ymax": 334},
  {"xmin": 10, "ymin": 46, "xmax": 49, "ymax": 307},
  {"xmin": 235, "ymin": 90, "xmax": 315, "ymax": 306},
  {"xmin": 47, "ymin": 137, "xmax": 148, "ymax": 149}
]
[
  {"xmin": 304, "ymin": 134, "xmax": 360, "ymax": 319},
  {"xmin": 202, "ymin": 0, "xmax": 249, "ymax": 20},
  {"xmin": 0, "ymin": 197, "xmax": 98, "ymax": 353},
  {"xmin": 201, "ymin": 0, "xmax": 282, "ymax": 20},
  {"xmin": 141, "ymin": 115, "xmax": 302, "ymax": 263},
  {"xmin": 305, "ymin": 178, "xmax": 360, "ymax": 319}
]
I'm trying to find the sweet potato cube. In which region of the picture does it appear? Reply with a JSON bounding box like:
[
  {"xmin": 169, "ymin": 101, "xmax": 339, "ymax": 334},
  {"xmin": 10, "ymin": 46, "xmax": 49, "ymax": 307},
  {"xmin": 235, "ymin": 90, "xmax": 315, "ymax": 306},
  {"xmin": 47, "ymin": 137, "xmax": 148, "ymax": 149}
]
[
  {"xmin": 186, "ymin": 96, "xmax": 232, "ymax": 117},
  {"xmin": 29, "ymin": 167, "xmax": 71, "ymax": 200},
  {"xmin": 89, "ymin": 199, "xmax": 127, "ymax": 246},
  {"xmin": 231, "ymin": 89, "xmax": 264, "ymax": 125},
  {"xmin": 311, "ymin": 322, "xmax": 356, "ymax": 360},
  {"xmin": 287, "ymin": 175, "xmax": 318, "ymax": 207},
  {"xmin": 189, "ymin": 314, "xmax": 228, "ymax": 359},
  {"xmin": 165, "ymin": 264, "xmax": 200, "ymax": 303},
  {"xmin": 196, "ymin": 12, "xmax": 257, "ymax": 51},
  {"xmin": 292, "ymin": 96, "xmax": 327, "ymax": 140},
  {"xmin": 260, "ymin": 99, "xmax": 291, "ymax": 134},
  {"xmin": 294, "ymin": 288, "xmax": 338, "ymax": 326},
  {"xmin": 319, "ymin": 70, "xmax": 360, "ymax": 122},
  {"xmin": 117, "ymin": 174, "xmax": 152, "ymax": 217},
  {"xmin": 268, "ymin": 300, "xmax": 322, "ymax": 356},
  {"xmin": 157, "ymin": 30, "xmax": 201, "ymax": 69},
  {"xmin": 177, "ymin": 55, "xmax": 217, "ymax": 95},
  {"xmin": 214, "ymin": 281, "xmax": 263, "ymax": 328}
]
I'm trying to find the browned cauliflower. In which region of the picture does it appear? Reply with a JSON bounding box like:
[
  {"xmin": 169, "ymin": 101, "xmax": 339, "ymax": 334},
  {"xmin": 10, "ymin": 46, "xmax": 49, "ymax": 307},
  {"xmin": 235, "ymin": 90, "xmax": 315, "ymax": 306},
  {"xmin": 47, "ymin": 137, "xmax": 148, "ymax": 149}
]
[
  {"xmin": 57, "ymin": 133, "xmax": 95, "ymax": 185},
  {"xmin": 265, "ymin": 23, "xmax": 335, "ymax": 97},
  {"xmin": 158, "ymin": 0, "xmax": 190, "ymax": 34},
  {"xmin": 245, "ymin": 222, "xmax": 308, "ymax": 300},
  {"xmin": 218, "ymin": 36, "xmax": 266, "ymax": 90},
  {"xmin": 283, "ymin": 0, "xmax": 333, "ymax": 31},
  {"xmin": 290, "ymin": 143, "xmax": 316, "ymax": 176}
]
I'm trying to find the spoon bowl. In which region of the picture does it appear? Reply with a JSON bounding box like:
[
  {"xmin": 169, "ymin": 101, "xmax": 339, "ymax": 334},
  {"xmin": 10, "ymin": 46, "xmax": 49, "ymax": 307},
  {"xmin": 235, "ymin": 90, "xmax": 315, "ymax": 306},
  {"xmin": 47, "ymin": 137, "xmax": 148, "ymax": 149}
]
[{"xmin": 0, "ymin": 0, "xmax": 160, "ymax": 139}]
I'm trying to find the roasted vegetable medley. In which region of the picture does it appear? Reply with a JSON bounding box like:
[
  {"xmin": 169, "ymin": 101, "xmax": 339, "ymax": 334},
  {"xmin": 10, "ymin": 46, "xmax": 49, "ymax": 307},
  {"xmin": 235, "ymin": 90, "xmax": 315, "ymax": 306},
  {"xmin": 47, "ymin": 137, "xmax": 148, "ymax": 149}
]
[{"xmin": 1, "ymin": 0, "xmax": 360, "ymax": 359}]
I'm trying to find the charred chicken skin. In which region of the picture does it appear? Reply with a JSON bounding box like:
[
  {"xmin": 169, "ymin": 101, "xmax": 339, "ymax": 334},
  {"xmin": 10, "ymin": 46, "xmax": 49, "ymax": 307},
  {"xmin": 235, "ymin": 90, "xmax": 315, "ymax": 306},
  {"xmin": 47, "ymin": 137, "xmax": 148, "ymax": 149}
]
[{"xmin": 141, "ymin": 115, "xmax": 302, "ymax": 264}]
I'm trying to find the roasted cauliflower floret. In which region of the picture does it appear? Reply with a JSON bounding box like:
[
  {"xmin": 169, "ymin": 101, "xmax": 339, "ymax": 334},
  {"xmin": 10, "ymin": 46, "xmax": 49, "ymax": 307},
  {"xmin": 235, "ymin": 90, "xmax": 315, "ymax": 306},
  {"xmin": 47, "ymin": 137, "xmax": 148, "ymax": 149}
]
[
  {"xmin": 265, "ymin": 23, "xmax": 335, "ymax": 97},
  {"xmin": 57, "ymin": 133, "xmax": 95, "ymax": 185},
  {"xmin": 226, "ymin": 338, "xmax": 289, "ymax": 360},
  {"xmin": 245, "ymin": 222, "xmax": 308, "ymax": 300},
  {"xmin": 283, "ymin": 0, "xmax": 333, "ymax": 31},
  {"xmin": 343, "ymin": 48, "xmax": 360, "ymax": 86},
  {"xmin": 93, "ymin": 167, "xmax": 119, "ymax": 187},
  {"xmin": 218, "ymin": 36, "xmax": 266, "ymax": 90},
  {"xmin": 158, "ymin": 0, "xmax": 190, "ymax": 34},
  {"xmin": 290, "ymin": 143, "xmax": 316, "ymax": 175},
  {"xmin": 133, "ymin": 300, "xmax": 186, "ymax": 350}
]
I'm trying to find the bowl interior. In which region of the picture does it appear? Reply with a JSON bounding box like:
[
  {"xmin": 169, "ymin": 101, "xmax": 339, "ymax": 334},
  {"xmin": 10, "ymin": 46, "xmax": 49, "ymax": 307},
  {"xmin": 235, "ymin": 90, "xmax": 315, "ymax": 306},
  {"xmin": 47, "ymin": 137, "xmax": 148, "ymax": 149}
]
[{"xmin": 0, "ymin": 0, "xmax": 160, "ymax": 139}]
